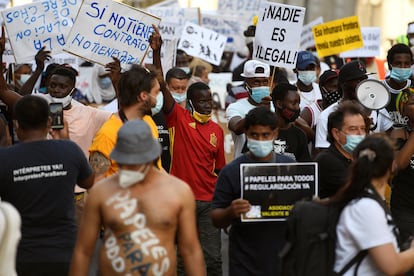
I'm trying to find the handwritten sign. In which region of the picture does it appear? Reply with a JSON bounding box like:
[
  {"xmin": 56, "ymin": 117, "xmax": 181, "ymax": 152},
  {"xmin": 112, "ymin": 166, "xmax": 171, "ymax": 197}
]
[
  {"xmin": 340, "ymin": 27, "xmax": 381, "ymax": 58},
  {"xmin": 241, "ymin": 163, "xmax": 317, "ymax": 222},
  {"xmin": 300, "ymin": 16, "xmax": 323, "ymax": 50},
  {"xmin": 64, "ymin": 0, "xmax": 160, "ymax": 66},
  {"xmin": 177, "ymin": 22, "xmax": 227, "ymax": 66},
  {"xmin": 1, "ymin": 0, "xmax": 81, "ymax": 63},
  {"xmin": 253, "ymin": 2, "xmax": 306, "ymax": 69},
  {"xmin": 144, "ymin": 38, "xmax": 177, "ymax": 77},
  {"xmin": 313, "ymin": 16, "xmax": 363, "ymax": 58},
  {"xmin": 217, "ymin": 0, "xmax": 263, "ymax": 26}
]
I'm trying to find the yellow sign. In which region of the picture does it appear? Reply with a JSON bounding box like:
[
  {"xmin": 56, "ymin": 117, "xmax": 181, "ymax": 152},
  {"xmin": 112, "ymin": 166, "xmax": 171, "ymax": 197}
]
[{"xmin": 312, "ymin": 16, "xmax": 363, "ymax": 58}]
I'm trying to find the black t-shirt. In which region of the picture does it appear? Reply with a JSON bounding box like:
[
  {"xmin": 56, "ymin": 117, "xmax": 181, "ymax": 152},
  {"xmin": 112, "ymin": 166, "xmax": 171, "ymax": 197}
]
[
  {"xmin": 315, "ymin": 144, "xmax": 352, "ymax": 199},
  {"xmin": 212, "ymin": 153, "xmax": 294, "ymax": 276},
  {"xmin": 152, "ymin": 112, "xmax": 171, "ymax": 171},
  {"xmin": 391, "ymin": 137, "xmax": 414, "ymax": 212},
  {"xmin": 276, "ymin": 125, "xmax": 311, "ymax": 162},
  {"xmin": 0, "ymin": 139, "xmax": 92, "ymax": 263}
]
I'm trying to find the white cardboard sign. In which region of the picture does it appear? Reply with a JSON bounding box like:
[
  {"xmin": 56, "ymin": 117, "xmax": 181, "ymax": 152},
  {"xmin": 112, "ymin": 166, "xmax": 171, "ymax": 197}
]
[
  {"xmin": 253, "ymin": 2, "xmax": 306, "ymax": 69},
  {"xmin": 64, "ymin": 0, "xmax": 160, "ymax": 66},
  {"xmin": 177, "ymin": 22, "xmax": 227, "ymax": 66},
  {"xmin": 339, "ymin": 27, "xmax": 381, "ymax": 58}
]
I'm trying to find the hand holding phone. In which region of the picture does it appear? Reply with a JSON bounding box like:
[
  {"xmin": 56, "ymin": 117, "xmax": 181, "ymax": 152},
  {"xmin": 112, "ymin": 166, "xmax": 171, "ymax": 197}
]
[{"xmin": 49, "ymin": 103, "xmax": 64, "ymax": 130}]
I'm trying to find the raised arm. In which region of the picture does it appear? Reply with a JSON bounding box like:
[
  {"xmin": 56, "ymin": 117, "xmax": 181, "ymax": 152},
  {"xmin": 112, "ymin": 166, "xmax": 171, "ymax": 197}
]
[
  {"xmin": 105, "ymin": 57, "xmax": 121, "ymax": 97},
  {"xmin": 0, "ymin": 25, "xmax": 21, "ymax": 108},
  {"xmin": 19, "ymin": 46, "xmax": 51, "ymax": 95},
  {"xmin": 149, "ymin": 24, "xmax": 175, "ymax": 114}
]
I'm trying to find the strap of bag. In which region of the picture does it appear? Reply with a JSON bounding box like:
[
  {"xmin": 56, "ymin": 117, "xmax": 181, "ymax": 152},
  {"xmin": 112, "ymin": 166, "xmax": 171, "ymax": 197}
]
[{"xmin": 337, "ymin": 249, "xmax": 367, "ymax": 275}]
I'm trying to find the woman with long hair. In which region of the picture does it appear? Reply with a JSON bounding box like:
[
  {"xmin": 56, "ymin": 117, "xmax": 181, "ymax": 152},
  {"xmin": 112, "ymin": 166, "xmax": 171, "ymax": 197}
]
[{"xmin": 333, "ymin": 134, "xmax": 414, "ymax": 275}]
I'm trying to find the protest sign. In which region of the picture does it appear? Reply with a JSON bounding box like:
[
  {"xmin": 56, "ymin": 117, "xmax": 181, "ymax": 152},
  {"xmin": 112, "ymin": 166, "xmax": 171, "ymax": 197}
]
[
  {"xmin": 208, "ymin": 72, "xmax": 232, "ymax": 109},
  {"xmin": 177, "ymin": 22, "xmax": 227, "ymax": 66},
  {"xmin": 253, "ymin": 2, "xmax": 306, "ymax": 69},
  {"xmin": 146, "ymin": 6, "xmax": 200, "ymax": 26},
  {"xmin": 144, "ymin": 38, "xmax": 176, "ymax": 77},
  {"xmin": 313, "ymin": 16, "xmax": 363, "ymax": 58},
  {"xmin": 217, "ymin": 0, "xmax": 263, "ymax": 28},
  {"xmin": 201, "ymin": 13, "xmax": 244, "ymax": 52},
  {"xmin": 340, "ymin": 27, "xmax": 381, "ymax": 58},
  {"xmin": 241, "ymin": 163, "xmax": 317, "ymax": 222},
  {"xmin": 300, "ymin": 16, "xmax": 323, "ymax": 50},
  {"xmin": 64, "ymin": 0, "xmax": 160, "ymax": 66},
  {"xmin": 1, "ymin": 0, "xmax": 81, "ymax": 63}
]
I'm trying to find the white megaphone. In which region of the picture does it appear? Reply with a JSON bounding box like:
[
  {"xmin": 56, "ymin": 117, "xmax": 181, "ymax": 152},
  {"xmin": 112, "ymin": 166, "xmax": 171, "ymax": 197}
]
[{"xmin": 356, "ymin": 79, "xmax": 390, "ymax": 110}]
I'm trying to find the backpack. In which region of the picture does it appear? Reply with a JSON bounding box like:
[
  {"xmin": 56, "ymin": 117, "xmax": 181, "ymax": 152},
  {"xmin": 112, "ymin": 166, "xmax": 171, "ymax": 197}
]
[{"xmin": 279, "ymin": 191, "xmax": 394, "ymax": 276}]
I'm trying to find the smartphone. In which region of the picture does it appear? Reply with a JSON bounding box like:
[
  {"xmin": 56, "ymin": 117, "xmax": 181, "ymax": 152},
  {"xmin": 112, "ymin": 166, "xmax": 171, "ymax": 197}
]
[{"xmin": 49, "ymin": 103, "xmax": 64, "ymax": 130}]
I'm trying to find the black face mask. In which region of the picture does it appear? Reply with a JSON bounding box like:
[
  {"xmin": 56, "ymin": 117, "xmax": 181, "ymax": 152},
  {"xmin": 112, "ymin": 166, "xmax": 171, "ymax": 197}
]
[
  {"xmin": 280, "ymin": 106, "xmax": 300, "ymax": 122},
  {"xmin": 321, "ymin": 87, "xmax": 342, "ymax": 105}
]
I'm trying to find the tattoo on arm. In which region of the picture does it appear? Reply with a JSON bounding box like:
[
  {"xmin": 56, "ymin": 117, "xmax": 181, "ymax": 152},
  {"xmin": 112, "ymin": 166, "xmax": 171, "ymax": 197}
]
[{"xmin": 89, "ymin": 151, "xmax": 111, "ymax": 176}]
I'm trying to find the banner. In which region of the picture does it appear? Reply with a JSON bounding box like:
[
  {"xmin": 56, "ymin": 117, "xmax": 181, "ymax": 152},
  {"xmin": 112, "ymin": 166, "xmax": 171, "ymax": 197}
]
[
  {"xmin": 313, "ymin": 16, "xmax": 363, "ymax": 58},
  {"xmin": 146, "ymin": 6, "xmax": 200, "ymax": 26},
  {"xmin": 241, "ymin": 163, "xmax": 317, "ymax": 222},
  {"xmin": 177, "ymin": 22, "xmax": 227, "ymax": 66},
  {"xmin": 253, "ymin": 2, "xmax": 306, "ymax": 69},
  {"xmin": 2, "ymin": 0, "xmax": 81, "ymax": 63},
  {"xmin": 300, "ymin": 16, "xmax": 323, "ymax": 50},
  {"xmin": 340, "ymin": 27, "xmax": 381, "ymax": 58},
  {"xmin": 64, "ymin": 0, "xmax": 160, "ymax": 66}
]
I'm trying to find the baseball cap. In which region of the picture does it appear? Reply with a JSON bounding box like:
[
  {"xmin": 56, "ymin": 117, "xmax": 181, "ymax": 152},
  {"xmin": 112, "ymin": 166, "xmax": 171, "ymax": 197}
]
[
  {"xmin": 296, "ymin": 51, "xmax": 317, "ymax": 70},
  {"xmin": 240, "ymin": 60, "xmax": 270, "ymax": 78},
  {"xmin": 338, "ymin": 60, "xmax": 369, "ymax": 83},
  {"xmin": 319, "ymin": 70, "xmax": 339, "ymax": 87},
  {"xmin": 110, "ymin": 120, "xmax": 161, "ymax": 165}
]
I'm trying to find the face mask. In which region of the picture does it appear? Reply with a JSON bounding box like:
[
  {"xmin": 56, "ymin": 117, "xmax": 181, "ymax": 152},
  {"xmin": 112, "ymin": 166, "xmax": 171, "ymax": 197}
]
[
  {"xmin": 189, "ymin": 100, "xmax": 211, "ymax": 123},
  {"xmin": 390, "ymin": 67, "xmax": 412, "ymax": 82},
  {"xmin": 321, "ymin": 88, "xmax": 342, "ymax": 105},
  {"xmin": 178, "ymin": 67, "xmax": 191, "ymax": 74},
  {"xmin": 280, "ymin": 106, "xmax": 300, "ymax": 122},
  {"xmin": 44, "ymin": 88, "xmax": 75, "ymax": 108},
  {"xmin": 247, "ymin": 138, "xmax": 274, "ymax": 158},
  {"xmin": 17, "ymin": 74, "xmax": 31, "ymax": 86},
  {"xmin": 298, "ymin": 71, "xmax": 317, "ymax": 86},
  {"xmin": 341, "ymin": 134, "xmax": 365, "ymax": 153},
  {"xmin": 118, "ymin": 165, "xmax": 150, "ymax": 188},
  {"xmin": 249, "ymin": 86, "xmax": 270, "ymax": 104},
  {"xmin": 98, "ymin": 76, "xmax": 112, "ymax": 89},
  {"xmin": 172, "ymin": 92, "xmax": 187, "ymax": 103},
  {"xmin": 151, "ymin": 93, "xmax": 164, "ymax": 116}
]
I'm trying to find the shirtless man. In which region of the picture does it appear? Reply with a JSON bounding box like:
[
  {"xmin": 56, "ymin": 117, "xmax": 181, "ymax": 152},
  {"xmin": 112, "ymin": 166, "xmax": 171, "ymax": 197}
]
[{"xmin": 69, "ymin": 120, "xmax": 205, "ymax": 276}]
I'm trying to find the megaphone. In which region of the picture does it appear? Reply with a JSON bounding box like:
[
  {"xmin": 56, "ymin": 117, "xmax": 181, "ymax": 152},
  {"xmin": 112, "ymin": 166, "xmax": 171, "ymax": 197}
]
[{"xmin": 356, "ymin": 79, "xmax": 390, "ymax": 110}]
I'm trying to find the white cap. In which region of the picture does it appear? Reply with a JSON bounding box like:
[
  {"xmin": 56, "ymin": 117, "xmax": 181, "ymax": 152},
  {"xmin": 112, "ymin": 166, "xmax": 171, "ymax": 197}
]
[{"xmin": 241, "ymin": 60, "xmax": 270, "ymax": 78}]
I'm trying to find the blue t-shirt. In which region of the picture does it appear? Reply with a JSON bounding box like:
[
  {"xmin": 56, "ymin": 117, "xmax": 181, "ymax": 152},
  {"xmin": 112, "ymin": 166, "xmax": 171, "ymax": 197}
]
[{"xmin": 0, "ymin": 139, "xmax": 92, "ymax": 263}]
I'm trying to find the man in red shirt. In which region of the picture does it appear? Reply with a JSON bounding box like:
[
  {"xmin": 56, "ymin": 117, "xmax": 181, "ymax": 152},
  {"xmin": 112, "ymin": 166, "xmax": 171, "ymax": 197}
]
[{"xmin": 151, "ymin": 26, "xmax": 226, "ymax": 276}]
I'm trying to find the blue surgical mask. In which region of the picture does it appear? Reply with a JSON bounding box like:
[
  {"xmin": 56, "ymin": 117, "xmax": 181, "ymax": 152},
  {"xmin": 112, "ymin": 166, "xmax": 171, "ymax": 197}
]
[
  {"xmin": 341, "ymin": 134, "xmax": 365, "ymax": 153},
  {"xmin": 172, "ymin": 92, "xmax": 187, "ymax": 103},
  {"xmin": 98, "ymin": 76, "xmax": 112, "ymax": 89},
  {"xmin": 249, "ymin": 86, "xmax": 270, "ymax": 104},
  {"xmin": 151, "ymin": 93, "xmax": 164, "ymax": 115},
  {"xmin": 17, "ymin": 74, "xmax": 31, "ymax": 86},
  {"xmin": 298, "ymin": 71, "xmax": 317, "ymax": 85},
  {"xmin": 390, "ymin": 67, "xmax": 412, "ymax": 82},
  {"xmin": 247, "ymin": 138, "xmax": 274, "ymax": 158}
]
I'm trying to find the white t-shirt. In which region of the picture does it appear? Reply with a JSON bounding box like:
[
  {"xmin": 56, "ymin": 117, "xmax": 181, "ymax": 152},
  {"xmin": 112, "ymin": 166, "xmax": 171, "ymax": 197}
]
[
  {"xmin": 298, "ymin": 82, "xmax": 322, "ymax": 111},
  {"xmin": 335, "ymin": 198, "xmax": 398, "ymax": 276},
  {"xmin": 315, "ymin": 102, "xmax": 393, "ymax": 148},
  {"xmin": 225, "ymin": 98, "xmax": 275, "ymax": 158}
]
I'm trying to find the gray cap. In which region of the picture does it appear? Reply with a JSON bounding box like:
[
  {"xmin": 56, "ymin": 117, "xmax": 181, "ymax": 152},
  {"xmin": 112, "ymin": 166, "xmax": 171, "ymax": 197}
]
[{"xmin": 110, "ymin": 120, "xmax": 161, "ymax": 165}]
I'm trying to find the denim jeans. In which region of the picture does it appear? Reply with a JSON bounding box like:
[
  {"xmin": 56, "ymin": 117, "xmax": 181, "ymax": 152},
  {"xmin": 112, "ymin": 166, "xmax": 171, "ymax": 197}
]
[{"xmin": 177, "ymin": 200, "xmax": 222, "ymax": 276}]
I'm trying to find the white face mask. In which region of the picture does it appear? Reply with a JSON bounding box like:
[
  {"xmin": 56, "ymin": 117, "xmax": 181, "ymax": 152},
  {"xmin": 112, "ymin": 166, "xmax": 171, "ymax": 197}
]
[
  {"xmin": 43, "ymin": 88, "xmax": 75, "ymax": 108},
  {"xmin": 118, "ymin": 165, "xmax": 150, "ymax": 188},
  {"xmin": 298, "ymin": 71, "xmax": 317, "ymax": 86},
  {"xmin": 151, "ymin": 92, "xmax": 164, "ymax": 115},
  {"xmin": 17, "ymin": 74, "xmax": 31, "ymax": 86}
]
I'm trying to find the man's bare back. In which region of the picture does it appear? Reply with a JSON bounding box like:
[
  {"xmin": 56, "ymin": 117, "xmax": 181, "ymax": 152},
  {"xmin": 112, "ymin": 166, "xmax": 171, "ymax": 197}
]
[{"xmin": 70, "ymin": 167, "xmax": 205, "ymax": 276}]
